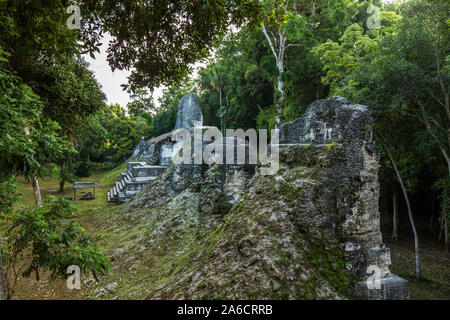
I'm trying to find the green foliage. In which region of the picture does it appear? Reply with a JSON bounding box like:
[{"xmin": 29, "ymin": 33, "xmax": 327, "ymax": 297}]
[
  {"xmin": 327, "ymin": 142, "xmax": 339, "ymax": 151},
  {"xmin": 197, "ymin": 0, "xmax": 360, "ymax": 130},
  {"xmin": 314, "ymin": 23, "xmax": 380, "ymax": 94},
  {"xmin": 80, "ymin": 0, "xmax": 264, "ymax": 89},
  {"xmin": 0, "ymin": 45, "xmax": 74, "ymax": 181},
  {"xmin": 127, "ymin": 89, "xmax": 156, "ymax": 119},
  {"xmin": 256, "ymin": 105, "xmax": 277, "ymax": 131},
  {"xmin": 153, "ymin": 83, "xmax": 196, "ymax": 137},
  {"xmin": 199, "ymin": 29, "xmax": 275, "ymax": 130},
  {"xmin": 0, "ymin": 178, "xmax": 20, "ymax": 215},
  {"xmin": 0, "ymin": 197, "xmax": 110, "ymax": 297},
  {"xmin": 75, "ymin": 161, "xmax": 91, "ymax": 179},
  {"xmin": 99, "ymin": 104, "xmax": 151, "ymax": 164},
  {"xmin": 33, "ymin": 57, "xmax": 107, "ymax": 136}
]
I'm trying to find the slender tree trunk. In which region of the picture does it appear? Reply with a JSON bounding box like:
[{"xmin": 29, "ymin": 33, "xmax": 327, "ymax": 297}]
[
  {"xmin": 392, "ymin": 188, "xmax": 399, "ymax": 240},
  {"xmin": 384, "ymin": 143, "xmax": 420, "ymax": 277},
  {"xmin": 219, "ymin": 89, "xmax": 223, "ymax": 135},
  {"xmin": 23, "ymin": 127, "xmax": 42, "ymax": 206},
  {"xmin": 276, "ymin": 60, "xmax": 285, "ymax": 127},
  {"xmin": 59, "ymin": 161, "xmax": 65, "ymax": 193},
  {"xmin": 59, "ymin": 178, "xmax": 65, "ymax": 194},
  {"xmin": 261, "ymin": 22, "xmax": 287, "ymax": 128},
  {"xmin": 444, "ymin": 205, "xmax": 449, "ymax": 254},
  {"xmin": 0, "ymin": 254, "xmax": 7, "ymax": 300},
  {"xmin": 31, "ymin": 171, "xmax": 42, "ymax": 206}
]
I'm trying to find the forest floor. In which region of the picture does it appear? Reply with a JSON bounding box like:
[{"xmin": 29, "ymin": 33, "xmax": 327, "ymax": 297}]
[
  {"xmin": 8, "ymin": 165, "xmax": 450, "ymax": 300},
  {"xmin": 384, "ymin": 225, "xmax": 450, "ymax": 300}
]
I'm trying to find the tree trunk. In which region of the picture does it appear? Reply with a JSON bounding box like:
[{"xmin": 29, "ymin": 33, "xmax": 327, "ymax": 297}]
[
  {"xmin": 444, "ymin": 205, "xmax": 449, "ymax": 254},
  {"xmin": 59, "ymin": 161, "xmax": 65, "ymax": 193},
  {"xmin": 261, "ymin": 22, "xmax": 287, "ymax": 128},
  {"xmin": 276, "ymin": 60, "xmax": 285, "ymax": 128},
  {"xmin": 59, "ymin": 178, "xmax": 65, "ymax": 194},
  {"xmin": 392, "ymin": 188, "xmax": 399, "ymax": 240},
  {"xmin": 0, "ymin": 254, "xmax": 7, "ymax": 300},
  {"xmin": 31, "ymin": 172, "xmax": 42, "ymax": 206},
  {"xmin": 31, "ymin": 170, "xmax": 42, "ymax": 207},
  {"xmin": 23, "ymin": 127, "xmax": 42, "ymax": 206},
  {"xmin": 219, "ymin": 89, "xmax": 223, "ymax": 135},
  {"xmin": 384, "ymin": 143, "xmax": 420, "ymax": 278}
]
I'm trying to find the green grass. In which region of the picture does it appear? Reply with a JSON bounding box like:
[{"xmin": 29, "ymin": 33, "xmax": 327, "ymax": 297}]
[{"xmin": 15, "ymin": 161, "xmax": 127, "ymax": 212}]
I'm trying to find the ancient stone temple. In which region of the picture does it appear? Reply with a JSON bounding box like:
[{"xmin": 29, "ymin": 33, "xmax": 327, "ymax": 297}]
[
  {"xmin": 109, "ymin": 93, "xmax": 409, "ymax": 299},
  {"xmin": 107, "ymin": 93, "xmax": 203, "ymax": 204}
]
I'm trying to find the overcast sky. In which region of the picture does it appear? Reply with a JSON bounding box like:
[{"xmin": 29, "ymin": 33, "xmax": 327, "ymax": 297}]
[{"xmin": 83, "ymin": 34, "xmax": 164, "ymax": 110}]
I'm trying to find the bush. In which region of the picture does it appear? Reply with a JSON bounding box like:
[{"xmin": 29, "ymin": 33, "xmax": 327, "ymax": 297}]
[
  {"xmin": 0, "ymin": 197, "xmax": 110, "ymax": 298},
  {"xmin": 75, "ymin": 161, "xmax": 91, "ymax": 178}
]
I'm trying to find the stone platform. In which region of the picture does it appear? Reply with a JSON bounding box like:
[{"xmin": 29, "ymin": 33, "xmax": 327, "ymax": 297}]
[{"xmin": 107, "ymin": 162, "xmax": 168, "ymax": 204}]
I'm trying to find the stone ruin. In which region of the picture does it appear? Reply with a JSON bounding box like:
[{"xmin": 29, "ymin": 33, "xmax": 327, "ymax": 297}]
[
  {"xmin": 278, "ymin": 97, "xmax": 409, "ymax": 299},
  {"xmin": 108, "ymin": 93, "xmax": 409, "ymax": 299},
  {"xmin": 107, "ymin": 94, "xmax": 203, "ymax": 204}
]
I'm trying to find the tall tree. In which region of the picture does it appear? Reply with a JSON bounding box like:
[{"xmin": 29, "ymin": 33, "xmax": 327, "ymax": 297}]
[
  {"xmin": 261, "ymin": 0, "xmax": 356, "ymax": 125},
  {"xmin": 81, "ymin": 0, "xmax": 263, "ymax": 90}
]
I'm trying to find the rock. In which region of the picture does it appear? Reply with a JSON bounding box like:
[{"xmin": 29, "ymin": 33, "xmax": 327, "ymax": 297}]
[
  {"xmin": 94, "ymin": 282, "xmax": 118, "ymax": 298},
  {"xmin": 131, "ymin": 137, "xmax": 147, "ymax": 160},
  {"xmin": 94, "ymin": 287, "xmax": 108, "ymax": 298},
  {"xmin": 105, "ymin": 282, "xmax": 118, "ymax": 293},
  {"xmin": 109, "ymin": 93, "xmax": 204, "ymax": 204},
  {"xmin": 83, "ymin": 277, "xmax": 95, "ymax": 285},
  {"xmin": 175, "ymin": 93, "xmax": 203, "ymax": 131},
  {"xmin": 279, "ymin": 96, "xmax": 372, "ymax": 145}
]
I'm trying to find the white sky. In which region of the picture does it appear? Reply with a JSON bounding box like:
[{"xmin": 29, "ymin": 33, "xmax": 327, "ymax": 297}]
[{"xmin": 83, "ymin": 34, "xmax": 164, "ymax": 110}]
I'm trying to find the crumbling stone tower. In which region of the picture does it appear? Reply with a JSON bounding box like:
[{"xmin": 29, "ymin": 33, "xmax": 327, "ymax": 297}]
[{"xmin": 279, "ymin": 96, "xmax": 409, "ymax": 299}]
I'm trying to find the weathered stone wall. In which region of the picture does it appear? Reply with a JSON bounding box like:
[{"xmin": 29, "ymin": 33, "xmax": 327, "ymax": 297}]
[{"xmin": 279, "ymin": 96, "xmax": 409, "ymax": 299}]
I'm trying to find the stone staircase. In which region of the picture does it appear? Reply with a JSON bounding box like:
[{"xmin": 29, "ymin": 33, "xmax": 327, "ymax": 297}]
[{"xmin": 107, "ymin": 162, "xmax": 168, "ymax": 204}]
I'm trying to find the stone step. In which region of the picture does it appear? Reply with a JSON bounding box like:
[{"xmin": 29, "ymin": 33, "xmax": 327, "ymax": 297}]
[
  {"xmin": 130, "ymin": 165, "xmax": 168, "ymax": 179},
  {"xmin": 108, "ymin": 159, "xmax": 169, "ymax": 204}
]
